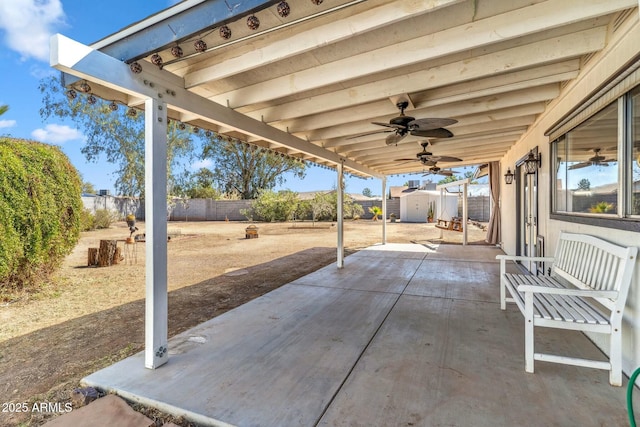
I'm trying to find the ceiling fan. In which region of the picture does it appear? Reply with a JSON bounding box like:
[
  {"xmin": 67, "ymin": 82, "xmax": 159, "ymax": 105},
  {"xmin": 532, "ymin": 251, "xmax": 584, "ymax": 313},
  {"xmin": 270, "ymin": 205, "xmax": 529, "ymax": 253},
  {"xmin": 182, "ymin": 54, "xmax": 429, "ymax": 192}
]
[
  {"xmin": 568, "ymin": 148, "xmax": 616, "ymax": 170},
  {"xmin": 422, "ymin": 165, "xmax": 460, "ymax": 177},
  {"xmin": 349, "ymin": 101, "xmax": 457, "ymax": 145},
  {"xmin": 394, "ymin": 141, "xmax": 463, "ymax": 166}
]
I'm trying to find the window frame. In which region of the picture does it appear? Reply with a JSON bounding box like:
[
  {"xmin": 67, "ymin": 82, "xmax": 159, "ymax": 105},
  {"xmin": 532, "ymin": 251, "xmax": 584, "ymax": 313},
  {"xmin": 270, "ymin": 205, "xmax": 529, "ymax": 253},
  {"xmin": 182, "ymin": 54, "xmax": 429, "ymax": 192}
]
[{"xmin": 550, "ymin": 86, "xmax": 640, "ymax": 232}]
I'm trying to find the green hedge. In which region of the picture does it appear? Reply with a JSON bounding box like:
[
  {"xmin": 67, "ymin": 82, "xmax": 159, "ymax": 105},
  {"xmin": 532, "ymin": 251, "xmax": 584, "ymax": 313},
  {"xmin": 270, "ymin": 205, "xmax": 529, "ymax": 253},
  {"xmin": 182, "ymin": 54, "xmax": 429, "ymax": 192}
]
[{"xmin": 0, "ymin": 138, "xmax": 82, "ymax": 297}]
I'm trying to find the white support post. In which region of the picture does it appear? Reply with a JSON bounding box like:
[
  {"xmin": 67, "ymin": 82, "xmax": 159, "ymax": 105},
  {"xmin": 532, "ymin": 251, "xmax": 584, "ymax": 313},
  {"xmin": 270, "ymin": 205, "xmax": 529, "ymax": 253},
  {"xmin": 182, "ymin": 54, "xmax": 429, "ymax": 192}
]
[
  {"xmin": 381, "ymin": 176, "xmax": 387, "ymax": 245},
  {"xmin": 145, "ymin": 97, "xmax": 169, "ymax": 369},
  {"xmin": 462, "ymin": 182, "xmax": 468, "ymax": 246},
  {"xmin": 337, "ymin": 163, "xmax": 344, "ymax": 269},
  {"xmin": 439, "ymin": 188, "xmax": 444, "ymax": 240}
]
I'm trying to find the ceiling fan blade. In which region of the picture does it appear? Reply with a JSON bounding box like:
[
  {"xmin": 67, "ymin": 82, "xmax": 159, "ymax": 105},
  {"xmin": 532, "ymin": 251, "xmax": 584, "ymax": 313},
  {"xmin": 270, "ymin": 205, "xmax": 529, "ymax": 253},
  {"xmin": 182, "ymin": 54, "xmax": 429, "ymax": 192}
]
[
  {"xmin": 408, "ymin": 118, "xmax": 458, "ymax": 131},
  {"xmin": 346, "ymin": 129, "xmax": 392, "ymax": 139},
  {"xmin": 386, "ymin": 133, "xmax": 407, "ymax": 145},
  {"xmin": 425, "ymin": 155, "xmax": 463, "ymax": 162},
  {"xmin": 393, "ymin": 160, "xmax": 416, "ymax": 167},
  {"xmin": 372, "ymin": 122, "xmax": 405, "ymax": 129},
  {"xmin": 410, "ymin": 127, "xmax": 454, "ymax": 138},
  {"xmin": 568, "ymin": 162, "xmax": 590, "ymax": 170}
]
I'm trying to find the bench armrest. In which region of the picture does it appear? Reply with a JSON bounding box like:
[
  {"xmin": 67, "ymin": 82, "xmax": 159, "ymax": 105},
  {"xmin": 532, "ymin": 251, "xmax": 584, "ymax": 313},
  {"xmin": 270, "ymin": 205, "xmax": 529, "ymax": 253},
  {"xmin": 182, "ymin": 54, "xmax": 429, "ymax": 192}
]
[
  {"xmin": 517, "ymin": 284, "xmax": 618, "ymax": 299},
  {"xmin": 496, "ymin": 255, "xmax": 555, "ymax": 263}
]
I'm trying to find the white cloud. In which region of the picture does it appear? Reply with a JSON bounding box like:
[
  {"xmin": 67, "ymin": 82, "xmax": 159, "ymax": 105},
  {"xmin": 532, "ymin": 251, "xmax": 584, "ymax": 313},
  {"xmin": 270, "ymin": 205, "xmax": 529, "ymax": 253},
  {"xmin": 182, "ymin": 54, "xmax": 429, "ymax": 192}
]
[
  {"xmin": 31, "ymin": 123, "xmax": 83, "ymax": 144},
  {"xmin": 0, "ymin": 0, "xmax": 66, "ymax": 62},
  {"xmin": 0, "ymin": 119, "xmax": 17, "ymax": 128},
  {"xmin": 30, "ymin": 64, "xmax": 58, "ymax": 79},
  {"xmin": 191, "ymin": 159, "xmax": 213, "ymax": 170}
]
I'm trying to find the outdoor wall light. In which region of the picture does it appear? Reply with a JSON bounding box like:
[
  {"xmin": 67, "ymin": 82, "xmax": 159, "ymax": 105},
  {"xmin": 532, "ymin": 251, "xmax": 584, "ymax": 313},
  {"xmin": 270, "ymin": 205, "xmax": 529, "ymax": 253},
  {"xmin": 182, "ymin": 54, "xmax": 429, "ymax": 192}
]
[
  {"xmin": 504, "ymin": 168, "xmax": 514, "ymax": 185},
  {"xmin": 524, "ymin": 150, "xmax": 541, "ymax": 174}
]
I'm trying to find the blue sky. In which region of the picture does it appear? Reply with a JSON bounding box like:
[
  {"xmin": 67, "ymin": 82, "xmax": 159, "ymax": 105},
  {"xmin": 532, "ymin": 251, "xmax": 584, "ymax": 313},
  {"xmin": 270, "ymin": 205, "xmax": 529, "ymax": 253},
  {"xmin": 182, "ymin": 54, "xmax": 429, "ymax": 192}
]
[{"xmin": 0, "ymin": 0, "xmax": 476, "ymax": 197}]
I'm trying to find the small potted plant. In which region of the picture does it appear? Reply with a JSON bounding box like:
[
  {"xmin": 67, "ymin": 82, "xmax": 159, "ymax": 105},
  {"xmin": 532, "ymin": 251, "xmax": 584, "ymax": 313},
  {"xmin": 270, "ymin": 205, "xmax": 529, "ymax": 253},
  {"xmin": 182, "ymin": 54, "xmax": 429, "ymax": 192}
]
[{"xmin": 427, "ymin": 202, "xmax": 434, "ymax": 223}]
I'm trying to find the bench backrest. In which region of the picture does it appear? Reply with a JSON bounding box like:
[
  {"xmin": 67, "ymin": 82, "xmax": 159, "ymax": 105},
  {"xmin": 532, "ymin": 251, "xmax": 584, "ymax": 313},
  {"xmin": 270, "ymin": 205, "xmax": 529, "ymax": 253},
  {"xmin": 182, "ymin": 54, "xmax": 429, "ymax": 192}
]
[{"xmin": 552, "ymin": 232, "xmax": 638, "ymax": 312}]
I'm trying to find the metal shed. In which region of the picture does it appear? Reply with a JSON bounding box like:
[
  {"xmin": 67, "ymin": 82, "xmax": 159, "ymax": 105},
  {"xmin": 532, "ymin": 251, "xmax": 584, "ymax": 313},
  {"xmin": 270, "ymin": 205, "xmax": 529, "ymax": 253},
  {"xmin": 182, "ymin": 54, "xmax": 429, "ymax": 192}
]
[{"xmin": 399, "ymin": 190, "xmax": 457, "ymax": 223}]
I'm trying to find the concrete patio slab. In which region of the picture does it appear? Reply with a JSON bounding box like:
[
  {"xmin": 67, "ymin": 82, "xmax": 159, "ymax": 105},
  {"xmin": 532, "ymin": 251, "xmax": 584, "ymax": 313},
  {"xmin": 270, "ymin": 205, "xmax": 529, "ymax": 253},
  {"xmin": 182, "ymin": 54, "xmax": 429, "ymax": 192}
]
[
  {"xmin": 348, "ymin": 242, "xmax": 433, "ymax": 259},
  {"xmin": 404, "ymin": 258, "xmax": 521, "ymax": 302},
  {"xmin": 83, "ymin": 283, "xmax": 399, "ymax": 427},
  {"xmin": 80, "ymin": 243, "xmax": 630, "ymax": 426},
  {"xmin": 318, "ymin": 295, "xmax": 625, "ymax": 426}
]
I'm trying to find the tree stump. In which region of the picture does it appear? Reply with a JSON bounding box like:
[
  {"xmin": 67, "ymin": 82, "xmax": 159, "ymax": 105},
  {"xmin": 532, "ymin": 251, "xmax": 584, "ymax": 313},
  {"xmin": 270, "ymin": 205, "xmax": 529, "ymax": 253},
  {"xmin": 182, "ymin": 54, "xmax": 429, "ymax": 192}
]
[
  {"xmin": 87, "ymin": 248, "xmax": 99, "ymax": 266},
  {"xmin": 98, "ymin": 240, "xmax": 118, "ymax": 267}
]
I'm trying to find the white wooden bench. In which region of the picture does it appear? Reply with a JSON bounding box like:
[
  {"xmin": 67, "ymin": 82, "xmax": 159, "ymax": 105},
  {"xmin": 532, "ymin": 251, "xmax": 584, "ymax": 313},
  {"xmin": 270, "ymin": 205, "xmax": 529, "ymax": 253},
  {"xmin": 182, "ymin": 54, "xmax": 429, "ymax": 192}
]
[{"xmin": 496, "ymin": 232, "xmax": 637, "ymax": 386}]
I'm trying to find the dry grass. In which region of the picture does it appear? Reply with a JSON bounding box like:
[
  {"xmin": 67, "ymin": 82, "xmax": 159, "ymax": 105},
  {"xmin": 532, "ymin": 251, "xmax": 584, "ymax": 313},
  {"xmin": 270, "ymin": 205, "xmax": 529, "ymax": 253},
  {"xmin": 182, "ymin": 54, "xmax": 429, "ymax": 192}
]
[{"xmin": 0, "ymin": 219, "xmax": 490, "ymax": 426}]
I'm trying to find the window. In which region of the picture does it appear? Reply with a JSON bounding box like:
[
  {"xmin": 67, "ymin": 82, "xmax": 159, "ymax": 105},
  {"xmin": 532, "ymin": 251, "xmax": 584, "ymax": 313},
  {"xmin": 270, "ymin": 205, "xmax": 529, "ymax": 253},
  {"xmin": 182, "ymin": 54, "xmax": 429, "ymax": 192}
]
[
  {"xmin": 553, "ymin": 102, "xmax": 619, "ymax": 215},
  {"xmin": 552, "ymin": 85, "xmax": 639, "ymax": 222},
  {"xmin": 630, "ymin": 87, "xmax": 640, "ymax": 215}
]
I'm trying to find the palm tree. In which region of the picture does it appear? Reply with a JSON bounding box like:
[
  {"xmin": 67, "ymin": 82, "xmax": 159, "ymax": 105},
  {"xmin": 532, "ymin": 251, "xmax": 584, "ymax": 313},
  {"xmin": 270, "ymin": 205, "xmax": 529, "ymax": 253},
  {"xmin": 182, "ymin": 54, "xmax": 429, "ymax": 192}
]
[{"xmin": 368, "ymin": 206, "xmax": 382, "ymax": 221}]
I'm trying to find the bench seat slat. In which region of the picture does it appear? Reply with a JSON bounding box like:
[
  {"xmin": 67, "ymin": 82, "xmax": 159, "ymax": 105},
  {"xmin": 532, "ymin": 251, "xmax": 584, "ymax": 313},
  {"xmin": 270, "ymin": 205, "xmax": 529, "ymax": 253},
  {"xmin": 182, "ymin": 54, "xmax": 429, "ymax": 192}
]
[
  {"xmin": 538, "ymin": 293, "xmax": 608, "ymax": 325},
  {"xmin": 503, "ymin": 273, "xmax": 609, "ymax": 325}
]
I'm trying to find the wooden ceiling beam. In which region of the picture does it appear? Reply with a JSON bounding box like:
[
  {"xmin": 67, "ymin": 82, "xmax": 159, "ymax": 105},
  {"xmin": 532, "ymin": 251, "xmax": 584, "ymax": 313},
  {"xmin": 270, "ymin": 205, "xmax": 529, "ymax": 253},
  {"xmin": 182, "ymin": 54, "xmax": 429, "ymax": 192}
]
[
  {"xmin": 184, "ymin": 0, "xmax": 464, "ymax": 88},
  {"xmin": 272, "ymin": 63, "xmax": 573, "ymax": 133},
  {"xmin": 205, "ymin": 0, "xmax": 626, "ymax": 106},
  {"xmin": 245, "ymin": 29, "xmax": 602, "ymax": 124},
  {"xmin": 312, "ymin": 85, "xmax": 559, "ymax": 143}
]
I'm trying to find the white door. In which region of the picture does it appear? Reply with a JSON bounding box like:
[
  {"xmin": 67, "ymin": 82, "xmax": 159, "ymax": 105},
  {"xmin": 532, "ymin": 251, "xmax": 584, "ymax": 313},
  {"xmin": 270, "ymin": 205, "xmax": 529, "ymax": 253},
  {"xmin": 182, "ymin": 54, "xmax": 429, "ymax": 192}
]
[{"xmin": 516, "ymin": 159, "xmax": 538, "ymax": 272}]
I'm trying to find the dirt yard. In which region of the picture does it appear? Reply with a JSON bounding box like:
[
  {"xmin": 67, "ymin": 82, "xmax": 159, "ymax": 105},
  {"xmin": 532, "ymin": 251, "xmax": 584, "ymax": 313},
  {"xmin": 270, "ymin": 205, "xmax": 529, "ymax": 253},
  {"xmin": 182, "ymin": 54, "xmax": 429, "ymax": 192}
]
[{"xmin": 0, "ymin": 219, "xmax": 489, "ymax": 426}]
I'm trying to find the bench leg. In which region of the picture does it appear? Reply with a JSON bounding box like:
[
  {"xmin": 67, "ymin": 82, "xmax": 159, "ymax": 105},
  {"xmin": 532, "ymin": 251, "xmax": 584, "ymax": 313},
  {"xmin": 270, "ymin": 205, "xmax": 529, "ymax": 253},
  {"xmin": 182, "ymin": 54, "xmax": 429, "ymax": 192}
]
[
  {"xmin": 610, "ymin": 324, "xmax": 622, "ymax": 386},
  {"xmin": 499, "ymin": 260, "xmax": 506, "ymax": 310},
  {"xmin": 524, "ymin": 292, "xmax": 534, "ymax": 373}
]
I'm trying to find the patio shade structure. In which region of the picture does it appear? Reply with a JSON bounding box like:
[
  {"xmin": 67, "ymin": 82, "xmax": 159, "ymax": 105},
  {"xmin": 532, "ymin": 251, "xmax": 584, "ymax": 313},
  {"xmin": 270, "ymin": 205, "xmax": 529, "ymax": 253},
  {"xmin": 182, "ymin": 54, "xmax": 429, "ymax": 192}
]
[{"xmin": 49, "ymin": 0, "xmax": 640, "ymax": 368}]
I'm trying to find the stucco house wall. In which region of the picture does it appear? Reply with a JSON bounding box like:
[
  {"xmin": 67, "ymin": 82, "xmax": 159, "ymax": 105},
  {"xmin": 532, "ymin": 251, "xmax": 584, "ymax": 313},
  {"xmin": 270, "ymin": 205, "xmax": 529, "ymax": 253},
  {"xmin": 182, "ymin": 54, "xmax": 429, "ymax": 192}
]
[{"xmin": 498, "ymin": 12, "xmax": 640, "ymax": 375}]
